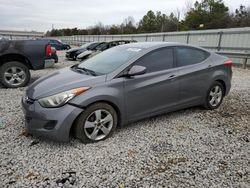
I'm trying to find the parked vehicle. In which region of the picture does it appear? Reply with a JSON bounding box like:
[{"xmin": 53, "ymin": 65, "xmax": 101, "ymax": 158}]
[
  {"xmin": 77, "ymin": 40, "xmax": 136, "ymax": 61},
  {"xmin": 39, "ymin": 39, "xmax": 71, "ymax": 50},
  {"xmin": 0, "ymin": 39, "xmax": 54, "ymax": 88},
  {"xmin": 22, "ymin": 42, "xmax": 232, "ymax": 143},
  {"xmin": 66, "ymin": 42, "xmax": 101, "ymax": 60}
]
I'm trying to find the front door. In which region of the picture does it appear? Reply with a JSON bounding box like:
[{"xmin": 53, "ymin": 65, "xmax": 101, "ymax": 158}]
[{"xmin": 124, "ymin": 47, "xmax": 181, "ymax": 121}]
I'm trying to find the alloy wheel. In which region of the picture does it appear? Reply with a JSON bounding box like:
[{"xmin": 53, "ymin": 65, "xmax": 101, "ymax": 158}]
[
  {"xmin": 84, "ymin": 109, "xmax": 113, "ymax": 141},
  {"xmin": 209, "ymin": 85, "xmax": 223, "ymax": 107},
  {"xmin": 4, "ymin": 67, "xmax": 26, "ymax": 86}
]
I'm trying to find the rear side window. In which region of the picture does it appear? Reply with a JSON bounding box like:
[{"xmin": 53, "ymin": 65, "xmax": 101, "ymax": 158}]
[
  {"xmin": 135, "ymin": 48, "xmax": 174, "ymax": 73},
  {"xmin": 50, "ymin": 40, "xmax": 59, "ymax": 44},
  {"xmin": 176, "ymin": 47, "xmax": 209, "ymax": 67}
]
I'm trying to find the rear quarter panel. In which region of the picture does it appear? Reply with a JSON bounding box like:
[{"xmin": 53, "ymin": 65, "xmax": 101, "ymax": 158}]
[{"xmin": 207, "ymin": 53, "xmax": 232, "ymax": 95}]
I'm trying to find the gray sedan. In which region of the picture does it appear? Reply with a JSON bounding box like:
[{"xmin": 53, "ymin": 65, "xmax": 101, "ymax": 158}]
[{"xmin": 22, "ymin": 42, "xmax": 232, "ymax": 143}]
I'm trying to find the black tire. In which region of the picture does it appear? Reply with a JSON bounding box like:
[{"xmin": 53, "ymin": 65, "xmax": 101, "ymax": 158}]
[
  {"xmin": 0, "ymin": 61, "xmax": 30, "ymax": 88},
  {"xmin": 73, "ymin": 103, "xmax": 118, "ymax": 143},
  {"xmin": 66, "ymin": 45, "xmax": 71, "ymax": 50},
  {"xmin": 204, "ymin": 81, "xmax": 225, "ymax": 110}
]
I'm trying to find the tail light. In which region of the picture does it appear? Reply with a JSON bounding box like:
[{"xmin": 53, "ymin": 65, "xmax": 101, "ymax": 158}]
[
  {"xmin": 224, "ymin": 59, "xmax": 233, "ymax": 67},
  {"xmin": 46, "ymin": 44, "xmax": 52, "ymax": 57}
]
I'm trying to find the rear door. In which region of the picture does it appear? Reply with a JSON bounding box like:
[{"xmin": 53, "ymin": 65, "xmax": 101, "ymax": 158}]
[
  {"xmin": 124, "ymin": 47, "xmax": 180, "ymax": 121},
  {"xmin": 175, "ymin": 46, "xmax": 211, "ymax": 106}
]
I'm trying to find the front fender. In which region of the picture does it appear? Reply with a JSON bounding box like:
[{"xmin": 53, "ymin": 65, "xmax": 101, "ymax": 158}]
[{"xmin": 69, "ymin": 84, "xmax": 126, "ymax": 125}]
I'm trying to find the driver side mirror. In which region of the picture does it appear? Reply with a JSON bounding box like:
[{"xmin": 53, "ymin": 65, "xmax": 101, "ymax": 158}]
[{"xmin": 126, "ymin": 65, "xmax": 146, "ymax": 77}]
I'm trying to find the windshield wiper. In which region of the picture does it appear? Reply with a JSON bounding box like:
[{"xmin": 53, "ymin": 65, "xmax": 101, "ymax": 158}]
[{"xmin": 72, "ymin": 65, "xmax": 98, "ymax": 76}]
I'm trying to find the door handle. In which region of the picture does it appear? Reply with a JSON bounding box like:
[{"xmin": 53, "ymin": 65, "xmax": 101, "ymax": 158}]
[
  {"xmin": 168, "ymin": 75, "xmax": 176, "ymax": 81},
  {"xmin": 169, "ymin": 75, "xmax": 176, "ymax": 78}
]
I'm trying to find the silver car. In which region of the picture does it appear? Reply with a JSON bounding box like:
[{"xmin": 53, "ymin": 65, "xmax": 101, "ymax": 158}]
[{"xmin": 22, "ymin": 42, "xmax": 232, "ymax": 143}]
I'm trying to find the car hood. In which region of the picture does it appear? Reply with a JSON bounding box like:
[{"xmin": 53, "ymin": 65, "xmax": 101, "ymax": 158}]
[
  {"xmin": 77, "ymin": 50, "xmax": 93, "ymax": 59},
  {"xmin": 26, "ymin": 67, "xmax": 106, "ymax": 99}
]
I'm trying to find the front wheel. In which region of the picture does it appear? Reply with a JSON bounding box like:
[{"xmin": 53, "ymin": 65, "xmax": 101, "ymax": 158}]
[
  {"xmin": 74, "ymin": 103, "xmax": 118, "ymax": 143},
  {"xmin": 65, "ymin": 45, "xmax": 71, "ymax": 50},
  {"xmin": 204, "ymin": 81, "xmax": 224, "ymax": 110},
  {"xmin": 0, "ymin": 61, "xmax": 30, "ymax": 88}
]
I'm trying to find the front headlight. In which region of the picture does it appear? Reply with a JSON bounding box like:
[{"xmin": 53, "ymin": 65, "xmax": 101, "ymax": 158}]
[{"xmin": 38, "ymin": 87, "xmax": 90, "ymax": 108}]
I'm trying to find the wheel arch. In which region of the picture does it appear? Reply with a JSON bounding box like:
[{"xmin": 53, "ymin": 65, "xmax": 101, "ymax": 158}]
[
  {"xmin": 0, "ymin": 53, "xmax": 32, "ymax": 69},
  {"xmin": 214, "ymin": 79, "xmax": 226, "ymax": 96},
  {"xmin": 69, "ymin": 100, "xmax": 122, "ymax": 137}
]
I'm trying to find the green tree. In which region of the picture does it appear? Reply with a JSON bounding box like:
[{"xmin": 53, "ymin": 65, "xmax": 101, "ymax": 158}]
[
  {"xmin": 138, "ymin": 10, "xmax": 158, "ymax": 33},
  {"xmin": 138, "ymin": 11, "xmax": 179, "ymax": 33},
  {"xmin": 183, "ymin": 0, "xmax": 230, "ymax": 30}
]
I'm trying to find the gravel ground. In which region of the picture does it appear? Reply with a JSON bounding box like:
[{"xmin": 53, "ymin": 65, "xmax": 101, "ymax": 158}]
[{"xmin": 0, "ymin": 51, "xmax": 249, "ymax": 188}]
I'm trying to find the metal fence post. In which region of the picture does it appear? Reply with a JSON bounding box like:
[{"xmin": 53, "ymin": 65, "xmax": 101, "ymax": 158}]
[
  {"xmin": 217, "ymin": 31, "xmax": 223, "ymax": 51},
  {"xmin": 186, "ymin": 33, "xmax": 190, "ymax": 44},
  {"xmin": 242, "ymin": 58, "xmax": 247, "ymax": 69}
]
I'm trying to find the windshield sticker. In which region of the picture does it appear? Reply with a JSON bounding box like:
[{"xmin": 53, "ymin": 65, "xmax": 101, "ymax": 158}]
[{"xmin": 127, "ymin": 48, "xmax": 142, "ymax": 52}]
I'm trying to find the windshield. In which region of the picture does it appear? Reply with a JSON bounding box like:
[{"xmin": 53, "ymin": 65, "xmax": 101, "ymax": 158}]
[
  {"xmin": 77, "ymin": 47, "xmax": 142, "ymax": 75},
  {"xmin": 87, "ymin": 42, "xmax": 100, "ymax": 50},
  {"xmin": 80, "ymin": 43, "xmax": 91, "ymax": 48},
  {"xmin": 95, "ymin": 43, "xmax": 108, "ymax": 51}
]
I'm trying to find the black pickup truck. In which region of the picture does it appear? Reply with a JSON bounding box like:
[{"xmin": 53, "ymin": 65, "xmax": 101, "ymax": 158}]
[{"xmin": 0, "ymin": 39, "xmax": 55, "ymax": 88}]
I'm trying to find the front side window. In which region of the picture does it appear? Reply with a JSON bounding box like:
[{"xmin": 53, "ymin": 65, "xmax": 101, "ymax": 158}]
[
  {"xmin": 176, "ymin": 47, "xmax": 209, "ymax": 67},
  {"xmin": 135, "ymin": 48, "xmax": 174, "ymax": 73}
]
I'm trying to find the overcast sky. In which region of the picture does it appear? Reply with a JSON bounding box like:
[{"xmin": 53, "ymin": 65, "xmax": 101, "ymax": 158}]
[{"xmin": 0, "ymin": 0, "xmax": 249, "ymax": 32}]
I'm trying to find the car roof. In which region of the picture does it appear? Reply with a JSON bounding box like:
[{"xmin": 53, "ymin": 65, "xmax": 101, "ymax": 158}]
[
  {"xmin": 116, "ymin": 42, "xmax": 209, "ymax": 52},
  {"xmin": 104, "ymin": 39, "xmax": 135, "ymax": 43}
]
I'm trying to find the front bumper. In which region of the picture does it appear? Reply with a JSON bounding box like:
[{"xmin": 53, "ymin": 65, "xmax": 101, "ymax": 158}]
[
  {"xmin": 66, "ymin": 52, "xmax": 75, "ymax": 59},
  {"xmin": 21, "ymin": 96, "xmax": 83, "ymax": 142},
  {"xmin": 65, "ymin": 53, "xmax": 71, "ymax": 59}
]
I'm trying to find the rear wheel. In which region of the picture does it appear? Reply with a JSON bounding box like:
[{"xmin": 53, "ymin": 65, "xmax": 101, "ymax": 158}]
[
  {"xmin": 0, "ymin": 61, "xmax": 30, "ymax": 88},
  {"xmin": 204, "ymin": 81, "xmax": 224, "ymax": 110},
  {"xmin": 74, "ymin": 103, "xmax": 118, "ymax": 143}
]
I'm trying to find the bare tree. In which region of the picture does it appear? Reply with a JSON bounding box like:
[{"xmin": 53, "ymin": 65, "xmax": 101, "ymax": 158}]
[
  {"xmin": 183, "ymin": 0, "xmax": 193, "ymax": 16},
  {"xmin": 175, "ymin": 8, "xmax": 181, "ymax": 31}
]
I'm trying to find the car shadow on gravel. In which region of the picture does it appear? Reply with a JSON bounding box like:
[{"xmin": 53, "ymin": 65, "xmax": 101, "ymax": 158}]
[
  {"xmin": 24, "ymin": 106, "xmax": 204, "ymax": 146},
  {"xmin": 116, "ymin": 106, "xmax": 204, "ymax": 131}
]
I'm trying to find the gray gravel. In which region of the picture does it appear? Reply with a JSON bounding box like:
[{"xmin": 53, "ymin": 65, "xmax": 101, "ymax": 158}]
[{"xmin": 0, "ymin": 51, "xmax": 249, "ymax": 187}]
